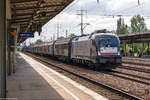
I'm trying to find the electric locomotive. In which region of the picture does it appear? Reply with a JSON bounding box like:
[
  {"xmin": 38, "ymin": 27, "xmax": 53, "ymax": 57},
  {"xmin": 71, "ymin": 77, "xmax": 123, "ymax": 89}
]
[{"xmin": 71, "ymin": 30, "xmax": 122, "ymax": 69}]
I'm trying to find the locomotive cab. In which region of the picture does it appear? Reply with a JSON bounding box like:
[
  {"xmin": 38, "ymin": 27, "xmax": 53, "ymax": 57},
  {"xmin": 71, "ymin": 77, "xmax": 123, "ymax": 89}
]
[{"xmin": 94, "ymin": 34, "xmax": 122, "ymax": 65}]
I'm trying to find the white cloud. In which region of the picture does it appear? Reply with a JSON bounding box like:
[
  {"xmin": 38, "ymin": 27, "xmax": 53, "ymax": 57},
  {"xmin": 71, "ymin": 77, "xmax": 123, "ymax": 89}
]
[{"xmin": 27, "ymin": 0, "xmax": 150, "ymax": 44}]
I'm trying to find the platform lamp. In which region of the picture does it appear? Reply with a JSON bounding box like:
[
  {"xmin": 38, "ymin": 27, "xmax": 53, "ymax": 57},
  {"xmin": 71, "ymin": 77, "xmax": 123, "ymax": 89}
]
[
  {"xmin": 37, "ymin": 24, "xmax": 42, "ymax": 36},
  {"xmin": 37, "ymin": 12, "xmax": 46, "ymax": 36},
  {"xmin": 36, "ymin": 0, "xmax": 46, "ymax": 36},
  {"xmin": 30, "ymin": 22, "xmax": 35, "ymax": 34},
  {"xmin": 37, "ymin": 10, "xmax": 42, "ymax": 36}
]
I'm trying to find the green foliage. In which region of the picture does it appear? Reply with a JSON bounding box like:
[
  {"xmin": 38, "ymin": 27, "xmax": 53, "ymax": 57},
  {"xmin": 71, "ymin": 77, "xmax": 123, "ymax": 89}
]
[
  {"xmin": 116, "ymin": 17, "xmax": 129, "ymax": 35},
  {"xmin": 35, "ymin": 39, "xmax": 43, "ymax": 44},
  {"xmin": 119, "ymin": 15, "xmax": 149, "ymax": 57},
  {"xmin": 130, "ymin": 15, "xmax": 147, "ymax": 33},
  {"xmin": 121, "ymin": 43, "xmax": 150, "ymax": 57},
  {"xmin": 16, "ymin": 46, "xmax": 21, "ymax": 51},
  {"xmin": 134, "ymin": 43, "xmax": 142, "ymax": 53},
  {"xmin": 121, "ymin": 43, "xmax": 131, "ymax": 52},
  {"xmin": 58, "ymin": 36, "xmax": 65, "ymax": 39},
  {"xmin": 68, "ymin": 33, "xmax": 77, "ymax": 38}
]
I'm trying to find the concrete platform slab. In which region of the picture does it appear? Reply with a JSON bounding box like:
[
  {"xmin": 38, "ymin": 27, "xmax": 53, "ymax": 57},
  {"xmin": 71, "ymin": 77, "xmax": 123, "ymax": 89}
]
[{"xmin": 7, "ymin": 53, "xmax": 108, "ymax": 100}]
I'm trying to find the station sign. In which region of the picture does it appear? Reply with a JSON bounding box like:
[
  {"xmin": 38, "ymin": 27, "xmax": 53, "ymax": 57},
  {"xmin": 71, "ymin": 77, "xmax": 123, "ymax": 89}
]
[{"xmin": 18, "ymin": 33, "xmax": 34, "ymax": 38}]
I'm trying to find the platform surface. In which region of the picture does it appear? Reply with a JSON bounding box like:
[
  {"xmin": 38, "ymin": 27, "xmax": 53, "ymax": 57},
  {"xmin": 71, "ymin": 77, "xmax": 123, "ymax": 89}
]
[{"xmin": 7, "ymin": 53, "xmax": 108, "ymax": 100}]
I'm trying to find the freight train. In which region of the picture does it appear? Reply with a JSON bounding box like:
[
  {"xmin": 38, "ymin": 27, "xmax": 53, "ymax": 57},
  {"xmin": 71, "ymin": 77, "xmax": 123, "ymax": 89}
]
[{"xmin": 23, "ymin": 30, "xmax": 122, "ymax": 69}]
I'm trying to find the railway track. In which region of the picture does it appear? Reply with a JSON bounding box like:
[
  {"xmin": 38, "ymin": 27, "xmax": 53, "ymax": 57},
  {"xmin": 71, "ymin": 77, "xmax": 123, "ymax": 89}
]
[
  {"xmin": 25, "ymin": 52, "xmax": 143, "ymax": 100},
  {"xmin": 118, "ymin": 65, "xmax": 150, "ymax": 74},
  {"xmin": 123, "ymin": 57, "xmax": 150, "ymax": 67},
  {"xmin": 107, "ymin": 70, "xmax": 150, "ymax": 86}
]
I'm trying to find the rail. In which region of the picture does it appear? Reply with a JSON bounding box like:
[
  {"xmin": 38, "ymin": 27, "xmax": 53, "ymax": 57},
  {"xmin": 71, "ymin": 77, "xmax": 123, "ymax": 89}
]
[{"xmin": 25, "ymin": 52, "xmax": 142, "ymax": 100}]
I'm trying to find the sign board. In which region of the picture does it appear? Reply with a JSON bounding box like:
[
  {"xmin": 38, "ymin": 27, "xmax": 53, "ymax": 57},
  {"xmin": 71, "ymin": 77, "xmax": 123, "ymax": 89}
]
[
  {"xmin": 11, "ymin": 28, "xmax": 18, "ymax": 36},
  {"xmin": 18, "ymin": 33, "xmax": 34, "ymax": 38}
]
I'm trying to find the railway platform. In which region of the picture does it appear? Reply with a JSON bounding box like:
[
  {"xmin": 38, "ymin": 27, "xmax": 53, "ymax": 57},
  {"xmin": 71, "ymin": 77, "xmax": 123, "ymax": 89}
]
[{"xmin": 7, "ymin": 52, "xmax": 108, "ymax": 100}]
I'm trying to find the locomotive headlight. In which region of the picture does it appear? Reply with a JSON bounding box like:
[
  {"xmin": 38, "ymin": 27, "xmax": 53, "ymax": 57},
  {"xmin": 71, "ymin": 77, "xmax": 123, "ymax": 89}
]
[
  {"xmin": 98, "ymin": 51, "xmax": 101, "ymax": 55},
  {"xmin": 118, "ymin": 52, "xmax": 120, "ymax": 55}
]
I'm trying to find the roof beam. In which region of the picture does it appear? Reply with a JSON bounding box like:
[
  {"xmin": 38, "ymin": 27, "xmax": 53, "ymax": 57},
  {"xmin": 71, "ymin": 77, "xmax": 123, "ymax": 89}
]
[
  {"xmin": 13, "ymin": 13, "xmax": 53, "ymax": 22},
  {"xmin": 11, "ymin": 0, "xmax": 37, "ymax": 4},
  {"xmin": 12, "ymin": 16, "xmax": 32, "ymax": 20},
  {"xmin": 15, "ymin": 10, "xmax": 57, "ymax": 16},
  {"xmin": 15, "ymin": 4, "xmax": 63, "ymax": 11},
  {"xmin": 12, "ymin": 18, "xmax": 46, "ymax": 23}
]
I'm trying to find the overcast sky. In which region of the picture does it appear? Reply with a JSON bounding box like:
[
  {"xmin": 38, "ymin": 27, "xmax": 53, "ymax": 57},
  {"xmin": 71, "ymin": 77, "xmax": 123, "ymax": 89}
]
[{"xmin": 26, "ymin": 0, "xmax": 150, "ymax": 45}]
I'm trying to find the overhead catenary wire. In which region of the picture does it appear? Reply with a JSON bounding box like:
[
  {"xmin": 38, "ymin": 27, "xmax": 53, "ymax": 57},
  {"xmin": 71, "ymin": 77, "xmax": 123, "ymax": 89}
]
[
  {"xmin": 85, "ymin": 0, "xmax": 150, "ymax": 29},
  {"xmin": 111, "ymin": 2, "xmax": 145, "ymax": 16},
  {"xmin": 45, "ymin": 0, "xmax": 82, "ymax": 36},
  {"xmin": 36, "ymin": 0, "xmax": 150, "ymax": 43}
]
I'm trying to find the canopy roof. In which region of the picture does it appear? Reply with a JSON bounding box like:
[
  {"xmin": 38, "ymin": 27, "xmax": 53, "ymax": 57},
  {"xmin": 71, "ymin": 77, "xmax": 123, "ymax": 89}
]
[
  {"xmin": 119, "ymin": 32, "xmax": 150, "ymax": 43},
  {"xmin": 11, "ymin": 0, "xmax": 74, "ymax": 43}
]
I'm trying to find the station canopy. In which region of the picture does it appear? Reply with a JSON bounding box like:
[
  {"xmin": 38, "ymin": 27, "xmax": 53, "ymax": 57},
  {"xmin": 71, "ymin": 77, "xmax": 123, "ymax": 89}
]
[
  {"xmin": 11, "ymin": 0, "xmax": 74, "ymax": 43},
  {"xmin": 119, "ymin": 32, "xmax": 150, "ymax": 43}
]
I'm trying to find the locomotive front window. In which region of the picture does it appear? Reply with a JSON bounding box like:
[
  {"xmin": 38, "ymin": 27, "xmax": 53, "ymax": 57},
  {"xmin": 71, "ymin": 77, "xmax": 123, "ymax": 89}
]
[{"xmin": 96, "ymin": 36, "xmax": 119, "ymax": 48}]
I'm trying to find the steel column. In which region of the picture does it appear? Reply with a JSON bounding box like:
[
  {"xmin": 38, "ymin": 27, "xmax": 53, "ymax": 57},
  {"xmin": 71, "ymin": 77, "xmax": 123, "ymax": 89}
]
[
  {"xmin": 125, "ymin": 43, "xmax": 127, "ymax": 56},
  {"xmin": 132, "ymin": 43, "xmax": 134, "ymax": 56},
  {"xmin": 0, "ymin": 0, "xmax": 6, "ymax": 98}
]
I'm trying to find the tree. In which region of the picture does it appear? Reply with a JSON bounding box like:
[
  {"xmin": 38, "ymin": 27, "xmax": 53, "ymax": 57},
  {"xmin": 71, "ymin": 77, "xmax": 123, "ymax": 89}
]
[
  {"xmin": 116, "ymin": 17, "xmax": 129, "ymax": 35},
  {"xmin": 68, "ymin": 33, "xmax": 77, "ymax": 38},
  {"xmin": 130, "ymin": 15, "xmax": 147, "ymax": 33},
  {"xmin": 35, "ymin": 39, "xmax": 43, "ymax": 44},
  {"xmin": 57, "ymin": 36, "xmax": 65, "ymax": 39}
]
